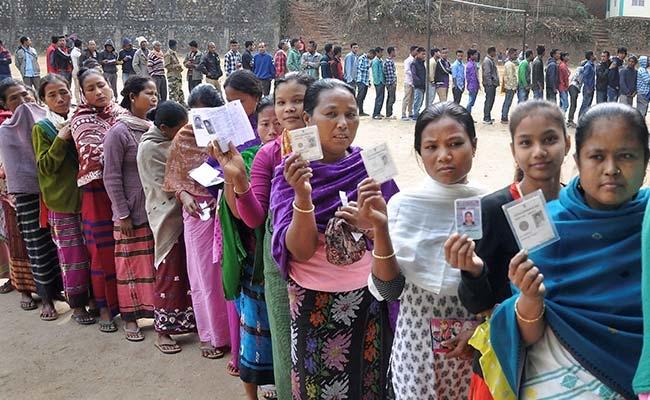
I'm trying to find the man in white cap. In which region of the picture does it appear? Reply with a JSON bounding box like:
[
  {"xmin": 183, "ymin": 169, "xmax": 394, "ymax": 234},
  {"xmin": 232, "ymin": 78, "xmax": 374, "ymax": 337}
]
[{"xmin": 132, "ymin": 36, "xmax": 150, "ymax": 77}]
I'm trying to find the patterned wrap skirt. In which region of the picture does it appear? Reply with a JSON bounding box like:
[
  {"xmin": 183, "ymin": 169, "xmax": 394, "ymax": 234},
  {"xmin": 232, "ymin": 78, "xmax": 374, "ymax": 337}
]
[
  {"xmin": 153, "ymin": 236, "xmax": 195, "ymax": 334},
  {"xmin": 114, "ymin": 222, "xmax": 156, "ymax": 321},
  {"xmin": 288, "ymin": 280, "xmax": 390, "ymax": 400},
  {"xmin": 48, "ymin": 211, "xmax": 90, "ymax": 308},
  {"xmin": 2, "ymin": 199, "xmax": 36, "ymax": 293},
  {"xmin": 81, "ymin": 181, "xmax": 119, "ymax": 317},
  {"xmin": 14, "ymin": 193, "xmax": 61, "ymax": 300}
]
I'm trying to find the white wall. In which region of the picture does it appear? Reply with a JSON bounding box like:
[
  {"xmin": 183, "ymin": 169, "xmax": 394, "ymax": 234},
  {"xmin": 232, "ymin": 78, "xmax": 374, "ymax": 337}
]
[{"xmin": 608, "ymin": 0, "xmax": 650, "ymax": 18}]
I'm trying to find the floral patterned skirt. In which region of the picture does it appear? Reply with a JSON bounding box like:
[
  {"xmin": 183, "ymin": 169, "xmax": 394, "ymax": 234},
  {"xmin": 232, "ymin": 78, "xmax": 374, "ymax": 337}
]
[{"xmin": 288, "ymin": 280, "xmax": 390, "ymax": 400}]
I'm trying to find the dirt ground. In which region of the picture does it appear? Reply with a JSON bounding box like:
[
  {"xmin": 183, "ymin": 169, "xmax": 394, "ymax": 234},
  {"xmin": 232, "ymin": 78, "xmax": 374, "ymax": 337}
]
[{"xmin": 0, "ymin": 57, "xmax": 629, "ymax": 400}]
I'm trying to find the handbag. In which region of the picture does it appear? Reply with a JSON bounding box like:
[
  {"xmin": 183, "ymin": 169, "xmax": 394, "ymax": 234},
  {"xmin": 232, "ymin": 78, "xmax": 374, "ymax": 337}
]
[{"xmin": 324, "ymin": 217, "xmax": 367, "ymax": 266}]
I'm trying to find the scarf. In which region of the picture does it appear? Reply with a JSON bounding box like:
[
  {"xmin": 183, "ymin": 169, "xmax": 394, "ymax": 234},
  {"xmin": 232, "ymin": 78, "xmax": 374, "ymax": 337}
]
[
  {"xmin": 388, "ymin": 177, "xmax": 486, "ymax": 295},
  {"xmin": 0, "ymin": 102, "xmax": 46, "ymax": 194},
  {"xmin": 491, "ymin": 178, "xmax": 650, "ymax": 400},
  {"xmin": 634, "ymin": 200, "xmax": 650, "ymax": 394},
  {"xmin": 117, "ymin": 113, "xmax": 151, "ymax": 133},
  {"xmin": 162, "ymin": 123, "xmax": 211, "ymax": 196},
  {"xmin": 270, "ymin": 147, "xmax": 399, "ymax": 279},
  {"xmin": 219, "ymin": 144, "xmax": 265, "ymax": 299},
  {"xmin": 138, "ymin": 125, "xmax": 184, "ymax": 268},
  {"xmin": 71, "ymin": 102, "xmax": 127, "ymax": 186}
]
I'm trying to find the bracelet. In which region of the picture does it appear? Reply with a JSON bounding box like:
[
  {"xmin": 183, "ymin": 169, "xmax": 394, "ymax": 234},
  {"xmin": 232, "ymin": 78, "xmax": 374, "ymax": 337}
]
[
  {"xmin": 372, "ymin": 249, "xmax": 396, "ymax": 260},
  {"xmin": 292, "ymin": 201, "xmax": 315, "ymax": 214},
  {"xmin": 224, "ymin": 181, "xmax": 233, "ymax": 185},
  {"xmin": 233, "ymin": 183, "xmax": 251, "ymax": 196},
  {"xmin": 515, "ymin": 296, "xmax": 545, "ymax": 323}
]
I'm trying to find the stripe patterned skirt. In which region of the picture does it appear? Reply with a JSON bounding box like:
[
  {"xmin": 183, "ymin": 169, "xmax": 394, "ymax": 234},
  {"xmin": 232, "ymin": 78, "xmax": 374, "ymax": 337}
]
[
  {"xmin": 2, "ymin": 199, "xmax": 36, "ymax": 293},
  {"xmin": 14, "ymin": 193, "xmax": 61, "ymax": 300},
  {"xmin": 48, "ymin": 211, "xmax": 90, "ymax": 308},
  {"xmin": 114, "ymin": 222, "xmax": 155, "ymax": 321},
  {"xmin": 81, "ymin": 181, "xmax": 118, "ymax": 317}
]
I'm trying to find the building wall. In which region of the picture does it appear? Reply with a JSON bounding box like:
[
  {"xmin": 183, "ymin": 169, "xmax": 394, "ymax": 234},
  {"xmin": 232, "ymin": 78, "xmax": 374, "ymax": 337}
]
[
  {"xmin": 607, "ymin": 0, "xmax": 650, "ymax": 18},
  {"xmin": 0, "ymin": 0, "xmax": 281, "ymax": 53}
]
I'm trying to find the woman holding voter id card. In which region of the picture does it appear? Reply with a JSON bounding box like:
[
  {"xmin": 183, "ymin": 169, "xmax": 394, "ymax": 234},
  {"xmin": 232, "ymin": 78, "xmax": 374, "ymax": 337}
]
[
  {"xmin": 270, "ymin": 79, "xmax": 398, "ymax": 399},
  {"xmin": 488, "ymin": 103, "xmax": 649, "ymax": 400},
  {"xmin": 362, "ymin": 102, "xmax": 485, "ymax": 399}
]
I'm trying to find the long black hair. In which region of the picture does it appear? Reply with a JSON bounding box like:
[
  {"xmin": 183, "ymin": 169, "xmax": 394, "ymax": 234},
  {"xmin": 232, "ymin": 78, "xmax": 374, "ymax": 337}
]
[
  {"xmin": 273, "ymin": 72, "xmax": 316, "ymax": 98},
  {"xmin": 119, "ymin": 76, "xmax": 154, "ymax": 110},
  {"xmin": 187, "ymin": 84, "xmax": 225, "ymax": 108},
  {"xmin": 223, "ymin": 70, "xmax": 263, "ymax": 100},
  {"xmin": 148, "ymin": 101, "xmax": 188, "ymax": 129},
  {"xmin": 414, "ymin": 101, "xmax": 476, "ymax": 155}
]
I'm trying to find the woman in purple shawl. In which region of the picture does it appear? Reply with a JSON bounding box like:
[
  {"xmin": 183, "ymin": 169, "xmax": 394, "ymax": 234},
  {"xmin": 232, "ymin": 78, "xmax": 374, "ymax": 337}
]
[{"xmin": 270, "ymin": 79, "xmax": 398, "ymax": 399}]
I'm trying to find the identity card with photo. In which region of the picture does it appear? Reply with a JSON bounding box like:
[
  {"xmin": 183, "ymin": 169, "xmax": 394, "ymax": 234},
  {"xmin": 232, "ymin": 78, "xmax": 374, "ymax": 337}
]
[
  {"xmin": 502, "ymin": 189, "xmax": 559, "ymax": 252},
  {"xmin": 454, "ymin": 198, "xmax": 482, "ymax": 240},
  {"xmin": 288, "ymin": 126, "xmax": 324, "ymax": 162},
  {"xmin": 360, "ymin": 143, "xmax": 398, "ymax": 184},
  {"xmin": 192, "ymin": 100, "xmax": 256, "ymax": 149}
]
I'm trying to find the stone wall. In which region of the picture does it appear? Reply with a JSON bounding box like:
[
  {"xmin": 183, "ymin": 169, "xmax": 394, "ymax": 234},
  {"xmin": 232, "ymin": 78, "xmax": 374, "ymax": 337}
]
[{"xmin": 1, "ymin": 0, "xmax": 281, "ymax": 53}]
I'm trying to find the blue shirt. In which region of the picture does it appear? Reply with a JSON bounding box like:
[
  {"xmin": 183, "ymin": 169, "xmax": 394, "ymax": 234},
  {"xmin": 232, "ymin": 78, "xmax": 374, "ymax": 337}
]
[
  {"xmin": 23, "ymin": 47, "xmax": 36, "ymax": 77},
  {"xmin": 371, "ymin": 58, "xmax": 384, "ymax": 85},
  {"xmin": 356, "ymin": 54, "xmax": 370, "ymax": 85},
  {"xmin": 344, "ymin": 52, "xmax": 358, "ymax": 83},
  {"xmin": 253, "ymin": 53, "xmax": 275, "ymax": 80},
  {"xmin": 582, "ymin": 60, "xmax": 595, "ymax": 91},
  {"xmin": 451, "ymin": 59, "xmax": 465, "ymax": 90}
]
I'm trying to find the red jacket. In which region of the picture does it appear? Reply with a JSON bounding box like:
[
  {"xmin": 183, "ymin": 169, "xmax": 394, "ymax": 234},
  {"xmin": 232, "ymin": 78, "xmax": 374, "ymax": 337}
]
[
  {"xmin": 559, "ymin": 62, "xmax": 570, "ymax": 92},
  {"xmin": 46, "ymin": 44, "xmax": 56, "ymax": 73}
]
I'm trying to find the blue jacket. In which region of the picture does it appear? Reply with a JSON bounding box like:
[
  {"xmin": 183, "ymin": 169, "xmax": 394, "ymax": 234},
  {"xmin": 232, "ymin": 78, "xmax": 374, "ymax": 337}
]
[
  {"xmin": 253, "ymin": 53, "xmax": 275, "ymax": 80},
  {"xmin": 344, "ymin": 52, "xmax": 358, "ymax": 83},
  {"xmin": 582, "ymin": 60, "xmax": 595, "ymax": 91},
  {"xmin": 320, "ymin": 53, "xmax": 332, "ymax": 79},
  {"xmin": 545, "ymin": 57, "xmax": 559, "ymax": 92},
  {"xmin": 620, "ymin": 65, "xmax": 638, "ymax": 96}
]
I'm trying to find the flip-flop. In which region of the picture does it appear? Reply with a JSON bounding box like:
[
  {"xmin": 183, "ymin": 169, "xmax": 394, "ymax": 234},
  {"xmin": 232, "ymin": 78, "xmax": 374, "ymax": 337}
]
[
  {"xmin": 124, "ymin": 326, "xmax": 145, "ymax": 342},
  {"xmin": 0, "ymin": 281, "xmax": 14, "ymax": 294},
  {"xmin": 40, "ymin": 310, "xmax": 59, "ymax": 321},
  {"xmin": 260, "ymin": 385, "xmax": 277, "ymax": 400},
  {"xmin": 20, "ymin": 299, "xmax": 37, "ymax": 311},
  {"xmin": 200, "ymin": 345, "xmax": 225, "ymax": 360},
  {"xmin": 154, "ymin": 342, "xmax": 182, "ymax": 355},
  {"xmin": 71, "ymin": 313, "xmax": 96, "ymax": 325},
  {"xmin": 226, "ymin": 360, "xmax": 240, "ymax": 376},
  {"xmin": 98, "ymin": 319, "xmax": 117, "ymax": 333}
]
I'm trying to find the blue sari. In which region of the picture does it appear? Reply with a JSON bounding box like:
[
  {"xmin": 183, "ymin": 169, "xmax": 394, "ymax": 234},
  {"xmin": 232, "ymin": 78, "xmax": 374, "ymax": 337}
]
[{"xmin": 491, "ymin": 178, "xmax": 649, "ymax": 400}]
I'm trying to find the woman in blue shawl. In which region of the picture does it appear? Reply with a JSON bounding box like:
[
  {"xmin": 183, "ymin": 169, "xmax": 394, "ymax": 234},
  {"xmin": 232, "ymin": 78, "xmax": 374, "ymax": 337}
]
[{"xmin": 491, "ymin": 103, "xmax": 650, "ymax": 400}]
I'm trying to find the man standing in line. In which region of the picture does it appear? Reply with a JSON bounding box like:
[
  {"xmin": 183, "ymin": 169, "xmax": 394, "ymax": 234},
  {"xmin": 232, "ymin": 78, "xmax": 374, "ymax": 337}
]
[
  {"xmin": 465, "ymin": 49, "xmax": 480, "ymax": 114},
  {"xmin": 79, "ymin": 40, "xmax": 98, "ymax": 67},
  {"xmin": 411, "ymin": 47, "xmax": 427, "ymax": 119},
  {"xmin": 287, "ymin": 39, "xmax": 302, "ymax": 73},
  {"xmin": 434, "ymin": 47, "xmax": 452, "ymax": 102},
  {"xmin": 371, "ymin": 47, "xmax": 385, "ymax": 119},
  {"xmin": 118, "ymin": 38, "xmax": 136, "ymax": 86},
  {"xmin": 252, "ymin": 42, "xmax": 275, "ymax": 96},
  {"xmin": 383, "ymin": 46, "xmax": 397, "ymax": 119},
  {"xmin": 595, "ymin": 50, "xmax": 611, "ymax": 104},
  {"xmin": 70, "ymin": 39, "xmax": 82, "ymax": 104},
  {"xmin": 241, "ymin": 41, "xmax": 254, "ymax": 71},
  {"xmin": 579, "ymin": 51, "xmax": 596, "ymax": 118},
  {"xmin": 501, "ymin": 48, "xmax": 518, "ymax": 124},
  {"xmin": 184, "ymin": 41, "xmax": 203, "ymax": 93},
  {"xmin": 356, "ymin": 48, "xmax": 376, "ymax": 117},
  {"xmin": 402, "ymin": 46, "xmax": 418, "ymax": 120},
  {"xmin": 450, "ymin": 49, "xmax": 465, "ymax": 104},
  {"xmin": 274, "ymin": 40, "xmax": 288, "ymax": 79},
  {"xmin": 165, "ymin": 39, "xmax": 185, "ymax": 105},
  {"xmin": 52, "ymin": 36, "xmax": 73, "ymax": 82},
  {"xmin": 618, "ymin": 55, "xmax": 638, "ymax": 105},
  {"xmin": 46, "ymin": 36, "xmax": 58, "ymax": 73},
  {"xmin": 531, "ymin": 44, "xmax": 545, "ymax": 99},
  {"xmin": 198, "ymin": 42, "xmax": 224, "ymax": 92},
  {"xmin": 0, "ymin": 41, "xmax": 11, "ymax": 82},
  {"xmin": 482, "ymin": 46, "xmax": 499, "ymax": 125},
  {"xmin": 545, "ymin": 48, "xmax": 560, "ymax": 103},
  {"xmin": 320, "ymin": 43, "xmax": 333, "ymax": 79},
  {"xmin": 608, "ymin": 47, "xmax": 627, "ymax": 102},
  {"xmin": 301, "ymin": 41, "xmax": 321, "ymax": 79},
  {"xmin": 15, "ymin": 37, "xmax": 40, "ymax": 91},
  {"xmin": 98, "ymin": 39, "xmax": 119, "ymax": 100},
  {"xmin": 427, "ymin": 48, "xmax": 439, "ymax": 107},
  {"xmin": 132, "ymin": 37, "xmax": 150, "ymax": 77},
  {"xmin": 344, "ymin": 42, "xmax": 359, "ymax": 90},
  {"xmin": 558, "ymin": 52, "xmax": 571, "ymax": 115},
  {"xmin": 224, "ymin": 40, "xmax": 242, "ymax": 77},
  {"xmin": 517, "ymin": 49, "xmax": 533, "ymax": 103}
]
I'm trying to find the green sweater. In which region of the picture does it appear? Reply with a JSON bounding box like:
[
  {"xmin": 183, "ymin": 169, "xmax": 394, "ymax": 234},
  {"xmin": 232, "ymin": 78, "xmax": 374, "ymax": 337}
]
[
  {"xmin": 32, "ymin": 120, "xmax": 81, "ymax": 213},
  {"xmin": 287, "ymin": 48, "xmax": 302, "ymax": 72},
  {"xmin": 372, "ymin": 57, "xmax": 384, "ymax": 85},
  {"xmin": 518, "ymin": 59, "xmax": 530, "ymax": 88},
  {"xmin": 634, "ymin": 200, "xmax": 650, "ymax": 394}
]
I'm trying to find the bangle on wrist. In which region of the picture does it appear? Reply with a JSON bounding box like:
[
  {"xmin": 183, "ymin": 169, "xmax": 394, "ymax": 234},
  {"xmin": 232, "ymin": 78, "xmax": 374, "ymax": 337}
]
[
  {"xmin": 233, "ymin": 182, "xmax": 251, "ymax": 196},
  {"xmin": 292, "ymin": 200, "xmax": 315, "ymax": 214},
  {"xmin": 515, "ymin": 296, "xmax": 545, "ymax": 323},
  {"xmin": 372, "ymin": 249, "xmax": 396, "ymax": 260}
]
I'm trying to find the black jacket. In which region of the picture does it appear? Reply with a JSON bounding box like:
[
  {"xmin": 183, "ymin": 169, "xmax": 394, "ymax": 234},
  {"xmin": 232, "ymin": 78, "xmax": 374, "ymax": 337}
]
[
  {"xmin": 608, "ymin": 57, "xmax": 623, "ymax": 90},
  {"xmin": 596, "ymin": 60, "xmax": 611, "ymax": 91},
  {"xmin": 410, "ymin": 59, "xmax": 426, "ymax": 90},
  {"xmin": 198, "ymin": 51, "xmax": 223, "ymax": 80},
  {"xmin": 241, "ymin": 50, "xmax": 253, "ymax": 70},
  {"xmin": 531, "ymin": 56, "xmax": 545, "ymax": 90}
]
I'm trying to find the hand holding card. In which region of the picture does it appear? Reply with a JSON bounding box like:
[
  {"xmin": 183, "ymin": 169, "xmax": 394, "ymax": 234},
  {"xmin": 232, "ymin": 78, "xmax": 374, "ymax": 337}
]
[
  {"xmin": 502, "ymin": 190, "xmax": 559, "ymax": 252},
  {"xmin": 288, "ymin": 126, "xmax": 323, "ymax": 162},
  {"xmin": 360, "ymin": 143, "xmax": 398, "ymax": 184},
  {"xmin": 454, "ymin": 198, "xmax": 482, "ymax": 240}
]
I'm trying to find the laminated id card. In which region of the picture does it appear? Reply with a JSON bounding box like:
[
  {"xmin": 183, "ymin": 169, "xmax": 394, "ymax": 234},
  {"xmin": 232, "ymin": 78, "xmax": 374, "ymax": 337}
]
[
  {"xmin": 502, "ymin": 189, "xmax": 559, "ymax": 252},
  {"xmin": 455, "ymin": 197, "xmax": 482, "ymax": 240}
]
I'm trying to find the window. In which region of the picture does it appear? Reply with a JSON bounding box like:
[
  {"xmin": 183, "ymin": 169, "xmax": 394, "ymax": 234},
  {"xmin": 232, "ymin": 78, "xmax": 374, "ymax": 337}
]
[{"xmin": 632, "ymin": 0, "xmax": 645, "ymax": 6}]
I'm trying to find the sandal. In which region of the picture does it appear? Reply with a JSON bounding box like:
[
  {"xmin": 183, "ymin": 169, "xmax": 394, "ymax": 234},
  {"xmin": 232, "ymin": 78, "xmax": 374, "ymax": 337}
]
[
  {"xmin": 40, "ymin": 309, "xmax": 59, "ymax": 321},
  {"xmin": 226, "ymin": 360, "xmax": 240, "ymax": 376},
  {"xmin": 200, "ymin": 345, "xmax": 225, "ymax": 360},
  {"xmin": 260, "ymin": 385, "xmax": 277, "ymax": 399},
  {"xmin": 124, "ymin": 326, "xmax": 145, "ymax": 342},
  {"xmin": 87, "ymin": 307, "xmax": 100, "ymax": 318},
  {"xmin": 20, "ymin": 298, "xmax": 37, "ymax": 311},
  {"xmin": 71, "ymin": 313, "xmax": 96, "ymax": 325},
  {"xmin": 98, "ymin": 319, "xmax": 117, "ymax": 333},
  {"xmin": 0, "ymin": 280, "xmax": 14, "ymax": 294},
  {"xmin": 154, "ymin": 342, "xmax": 182, "ymax": 355}
]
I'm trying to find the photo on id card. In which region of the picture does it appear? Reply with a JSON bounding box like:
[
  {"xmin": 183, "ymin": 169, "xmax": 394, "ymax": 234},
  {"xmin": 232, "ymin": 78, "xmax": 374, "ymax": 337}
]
[
  {"xmin": 454, "ymin": 198, "xmax": 482, "ymax": 240},
  {"xmin": 502, "ymin": 189, "xmax": 559, "ymax": 253},
  {"xmin": 360, "ymin": 143, "xmax": 398, "ymax": 184}
]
